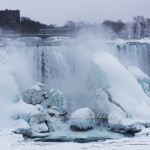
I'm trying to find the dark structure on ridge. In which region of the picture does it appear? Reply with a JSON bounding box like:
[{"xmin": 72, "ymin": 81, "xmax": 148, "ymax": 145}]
[{"xmin": 0, "ymin": 9, "xmax": 20, "ymax": 24}]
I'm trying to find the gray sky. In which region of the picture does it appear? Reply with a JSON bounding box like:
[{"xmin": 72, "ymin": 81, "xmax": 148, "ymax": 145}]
[{"xmin": 0, "ymin": 0, "xmax": 150, "ymax": 26}]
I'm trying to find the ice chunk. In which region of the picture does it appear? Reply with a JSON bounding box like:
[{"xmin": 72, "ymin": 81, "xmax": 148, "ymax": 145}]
[
  {"xmin": 70, "ymin": 107, "xmax": 95, "ymax": 130},
  {"xmin": 49, "ymin": 89, "xmax": 66, "ymax": 114},
  {"xmin": 22, "ymin": 83, "xmax": 48, "ymax": 105}
]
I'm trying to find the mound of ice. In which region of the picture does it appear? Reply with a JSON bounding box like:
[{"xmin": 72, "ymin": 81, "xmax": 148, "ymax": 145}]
[
  {"xmin": 89, "ymin": 51, "xmax": 150, "ymax": 122},
  {"xmin": 22, "ymin": 83, "xmax": 48, "ymax": 105},
  {"xmin": 127, "ymin": 66, "xmax": 150, "ymax": 96},
  {"xmin": 70, "ymin": 107, "xmax": 95, "ymax": 130}
]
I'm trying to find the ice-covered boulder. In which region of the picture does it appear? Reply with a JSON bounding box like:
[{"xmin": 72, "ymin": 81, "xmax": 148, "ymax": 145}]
[
  {"xmin": 29, "ymin": 114, "xmax": 48, "ymax": 133},
  {"xmin": 70, "ymin": 107, "xmax": 95, "ymax": 131},
  {"xmin": 127, "ymin": 66, "xmax": 150, "ymax": 96},
  {"xmin": 40, "ymin": 89, "xmax": 66, "ymax": 114},
  {"xmin": 22, "ymin": 83, "xmax": 48, "ymax": 105},
  {"xmin": 30, "ymin": 122, "xmax": 48, "ymax": 133},
  {"xmin": 12, "ymin": 98, "xmax": 49, "ymax": 134},
  {"xmin": 49, "ymin": 89, "xmax": 66, "ymax": 114}
]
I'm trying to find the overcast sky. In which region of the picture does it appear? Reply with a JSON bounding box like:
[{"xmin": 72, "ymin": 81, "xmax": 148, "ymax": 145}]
[{"xmin": 0, "ymin": 0, "xmax": 150, "ymax": 26}]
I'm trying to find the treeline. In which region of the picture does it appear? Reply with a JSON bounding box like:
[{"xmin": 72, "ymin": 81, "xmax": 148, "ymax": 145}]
[
  {"xmin": 121, "ymin": 16, "xmax": 150, "ymax": 39},
  {"xmin": 62, "ymin": 17, "xmax": 150, "ymax": 39},
  {"xmin": 0, "ymin": 17, "xmax": 57, "ymax": 33},
  {"xmin": 1, "ymin": 16, "xmax": 150, "ymax": 39}
]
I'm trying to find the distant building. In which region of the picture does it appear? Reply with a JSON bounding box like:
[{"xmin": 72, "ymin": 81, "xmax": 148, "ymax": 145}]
[{"xmin": 0, "ymin": 9, "xmax": 20, "ymax": 24}]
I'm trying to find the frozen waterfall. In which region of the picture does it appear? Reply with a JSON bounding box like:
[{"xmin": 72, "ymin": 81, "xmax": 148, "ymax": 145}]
[{"xmin": 1, "ymin": 37, "xmax": 150, "ymax": 141}]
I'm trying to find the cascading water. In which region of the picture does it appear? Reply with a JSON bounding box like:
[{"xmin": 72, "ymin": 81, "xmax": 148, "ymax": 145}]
[{"xmin": 116, "ymin": 42, "xmax": 150, "ymax": 76}]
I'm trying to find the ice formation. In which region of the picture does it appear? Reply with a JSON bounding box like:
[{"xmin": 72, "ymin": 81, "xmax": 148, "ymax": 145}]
[
  {"xmin": 41, "ymin": 89, "xmax": 67, "ymax": 115},
  {"xmin": 29, "ymin": 115, "xmax": 48, "ymax": 133},
  {"xmin": 1, "ymin": 37, "xmax": 150, "ymax": 142},
  {"xmin": 49, "ymin": 89, "xmax": 66, "ymax": 114},
  {"xmin": 12, "ymin": 85, "xmax": 68, "ymax": 135},
  {"xmin": 127, "ymin": 66, "xmax": 150, "ymax": 96},
  {"xmin": 87, "ymin": 88, "xmax": 111, "ymax": 115},
  {"xmin": 22, "ymin": 83, "xmax": 48, "ymax": 105},
  {"xmin": 89, "ymin": 51, "xmax": 150, "ymax": 122}
]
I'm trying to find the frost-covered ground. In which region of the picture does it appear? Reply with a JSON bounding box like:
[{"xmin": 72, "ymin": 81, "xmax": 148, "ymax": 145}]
[{"xmin": 1, "ymin": 130, "xmax": 150, "ymax": 150}]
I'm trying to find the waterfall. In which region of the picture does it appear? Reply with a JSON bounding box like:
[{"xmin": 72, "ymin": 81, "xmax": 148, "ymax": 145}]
[
  {"xmin": 1, "ymin": 38, "xmax": 150, "ymax": 89},
  {"xmin": 1, "ymin": 37, "xmax": 150, "ymax": 110}
]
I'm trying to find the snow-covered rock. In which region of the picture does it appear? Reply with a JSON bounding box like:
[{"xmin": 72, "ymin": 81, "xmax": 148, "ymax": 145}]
[
  {"xmin": 22, "ymin": 83, "xmax": 48, "ymax": 105},
  {"xmin": 127, "ymin": 66, "xmax": 150, "ymax": 96},
  {"xmin": 70, "ymin": 107, "xmax": 95, "ymax": 130},
  {"xmin": 49, "ymin": 89, "xmax": 66, "ymax": 114},
  {"xmin": 29, "ymin": 115, "xmax": 48, "ymax": 133}
]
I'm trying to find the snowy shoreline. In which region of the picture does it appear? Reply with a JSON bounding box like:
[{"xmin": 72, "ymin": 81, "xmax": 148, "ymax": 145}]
[{"xmin": 1, "ymin": 129, "xmax": 150, "ymax": 150}]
